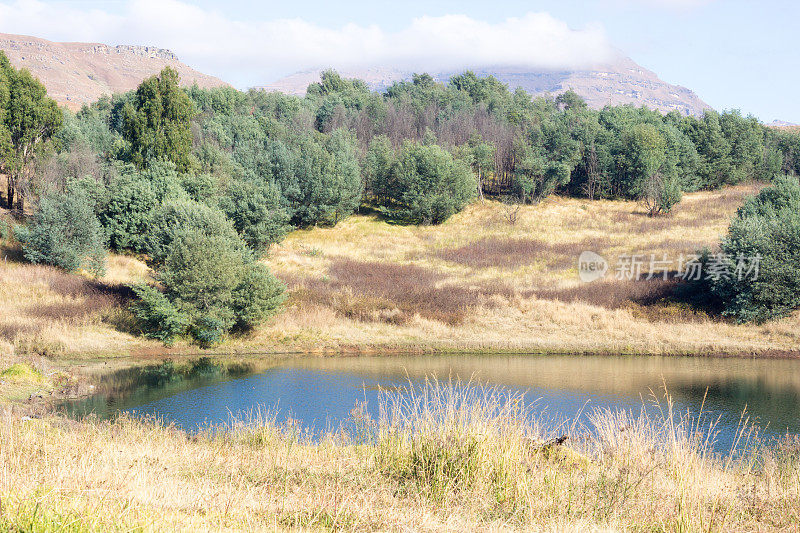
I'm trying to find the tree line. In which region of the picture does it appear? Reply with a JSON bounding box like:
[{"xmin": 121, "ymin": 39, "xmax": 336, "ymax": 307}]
[{"xmin": 3, "ymin": 54, "xmax": 800, "ymax": 342}]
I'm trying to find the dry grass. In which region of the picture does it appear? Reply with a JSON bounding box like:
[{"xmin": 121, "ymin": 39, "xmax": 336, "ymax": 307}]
[
  {"xmin": 435, "ymin": 236, "xmax": 589, "ymax": 270},
  {"xmin": 250, "ymin": 183, "xmax": 799, "ymax": 355},
  {"xmin": 1, "ymin": 183, "xmax": 799, "ymax": 358},
  {"xmin": 0, "ymin": 245, "xmax": 152, "ymax": 358},
  {"xmin": 1, "ymin": 382, "xmax": 798, "ymax": 531},
  {"xmin": 288, "ymin": 258, "xmax": 512, "ymax": 326}
]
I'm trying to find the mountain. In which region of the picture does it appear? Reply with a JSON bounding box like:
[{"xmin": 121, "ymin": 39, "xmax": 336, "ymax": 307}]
[
  {"xmin": 0, "ymin": 33, "xmax": 229, "ymax": 110},
  {"xmin": 767, "ymin": 120, "xmax": 799, "ymax": 129},
  {"xmin": 260, "ymin": 56, "xmax": 711, "ymax": 116}
]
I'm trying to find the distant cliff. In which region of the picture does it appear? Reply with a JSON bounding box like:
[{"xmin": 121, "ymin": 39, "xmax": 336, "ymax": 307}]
[
  {"xmin": 260, "ymin": 56, "xmax": 711, "ymax": 116},
  {"xmin": 0, "ymin": 33, "xmax": 229, "ymax": 109}
]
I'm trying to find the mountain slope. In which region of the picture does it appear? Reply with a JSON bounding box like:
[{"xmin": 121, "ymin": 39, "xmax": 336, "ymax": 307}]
[
  {"xmin": 0, "ymin": 33, "xmax": 229, "ymax": 110},
  {"xmin": 261, "ymin": 56, "xmax": 711, "ymax": 116}
]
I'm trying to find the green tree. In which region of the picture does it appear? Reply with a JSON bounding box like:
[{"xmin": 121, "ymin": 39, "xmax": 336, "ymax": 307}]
[
  {"xmin": 122, "ymin": 67, "xmax": 195, "ymax": 172},
  {"xmin": 17, "ymin": 190, "xmax": 106, "ymax": 275},
  {"xmin": 285, "ymin": 131, "xmax": 363, "ymax": 226},
  {"xmin": 218, "ymin": 180, "xmax": 290, "ymax": 254},
  {"xmin": 135, "ymin": 226, "xmax": 285, "ymax": 347},
  {"xmin": 143, "ymin": 199, "xmax": 242, "ymax": 265},
  {"xmin": 707, "ymin": 176, "xmax": 800, "ymax": 323},
  {"xmin": 373, "ymin": 142, "xmax": 476, "ymax": 224},
  {"xmin": 0, "ymin": 51, "xmax": 63, "ymax": 211}
]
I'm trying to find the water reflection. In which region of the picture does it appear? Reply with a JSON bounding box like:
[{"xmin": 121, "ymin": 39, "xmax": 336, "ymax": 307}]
[{"xmin": 65, "ymin": 354, "xmax": 800, "ymax": 450}]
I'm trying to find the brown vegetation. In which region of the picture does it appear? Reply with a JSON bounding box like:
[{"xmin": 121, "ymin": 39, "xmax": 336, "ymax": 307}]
[{"xmin": 1, "ymin": 383, "xmax": 798, "ymax": 531}]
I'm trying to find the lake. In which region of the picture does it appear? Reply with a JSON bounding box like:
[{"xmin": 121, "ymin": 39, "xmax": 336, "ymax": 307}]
[{"xmin": 66, "ymin": 354, "xmax": 800, "ymax": 450}]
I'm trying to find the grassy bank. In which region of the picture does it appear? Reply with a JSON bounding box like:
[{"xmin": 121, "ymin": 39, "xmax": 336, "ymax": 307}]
[
  {"xmin": 1, "ymin": 382, "xmax": 798, "ymax": 531},
  {"xmin": 2, "ymin": 184, "xmax": 799, "ymax": 362}
]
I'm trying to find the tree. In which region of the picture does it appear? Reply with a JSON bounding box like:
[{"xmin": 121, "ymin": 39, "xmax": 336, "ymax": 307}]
[
  {"xmin": 465, "ymin": 135, "xmax": 494, "ymax": 199},
  {"xmin": 17, "ymin": 190, "xmax": 106, "ymax": 275},
  {"xmin": 0, "ymin": 51, "xmax": 63, "ymax": 211},
  {"xmin": 218, "ymin": 180, "xmax": 290, "ymax": 254},
  {"xmin": 372, "ymin": 142, "xmax": 476, "ymax": 224},
  {"xmin": 284, "ymin": 131, "xmax": 363, "ymax": 226},
  {"xmin": 641, "ymin": 171, "xmax": 682, "ymax": 216},
  {"xmin": 143, "ymin": 199, "xmax": 242, "ymax": 265},
  {"xmin": 122, "ymin": 67, "xmax": 195, "ymax": 172},
  {"xmin": 135, "ymin": 226, "xmax": 285, "ymax": 347},
  {"xmin": 706, "ymin": 176, "xmax": 800, "ymax": 323}
]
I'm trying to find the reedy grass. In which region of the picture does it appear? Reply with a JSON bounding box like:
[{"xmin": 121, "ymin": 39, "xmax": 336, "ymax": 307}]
[{"xmin": 3, "ymin": 380, "xmax": 797, "ymax": 531}]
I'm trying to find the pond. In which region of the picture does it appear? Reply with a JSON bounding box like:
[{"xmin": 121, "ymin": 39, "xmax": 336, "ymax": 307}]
[{"xmin": 65, "ymin": 354, "xmax": 800, "ymax": 451}]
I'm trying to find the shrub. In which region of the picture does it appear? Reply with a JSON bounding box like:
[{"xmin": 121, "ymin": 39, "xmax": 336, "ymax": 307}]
[
  {"xmin": 371, "ymin": 142, "xmax": 476, "ymax": 224},
  {"xmin": 641, "ymin": 172, "xmax": 683, "ymax": 216},
  {"xmin": 143, "ymin": 199, "xmax": 242, "ymax": 265},
  {"xmin": 18, "ymin": 191, "xmax": 106, "ymax": 275},
  {"xmin": 285, "ymin": 130, "xmax": 363, "ymax": 227},
  {"xmin": 133, "ymin": 224, "xmax": 285, "ymax": 347},
  {"xmin": 96, "ymin": 172, "xmax": 157, "ymax": 251},
  {"xmin": 218, "ymin": 180, "xmax": 290, "ymax": 254},
  {"xmin": 231, "ymin": 262, "xmax": 286, "ymax": 330},
  {"xmin": 707, "ymin": 176, "xmax": 800, "ymax": 323},
  {"xmin": 130, "ymin": 284, "xmax": 188, "ymax": 345}
]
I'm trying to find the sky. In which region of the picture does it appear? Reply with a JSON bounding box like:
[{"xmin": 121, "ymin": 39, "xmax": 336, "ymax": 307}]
[{"xmin": 0, "ymin": 0, "xmax": 797, "ymax": 122}]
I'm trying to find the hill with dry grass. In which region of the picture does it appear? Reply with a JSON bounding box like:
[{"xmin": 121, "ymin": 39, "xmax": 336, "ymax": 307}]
[
  {"xmin": 0, "ymin": 33, "xmax": 229, "ymax": 110},
  {"xmin": 1, "ymin": 184, "xmax": 798, "ymax": 362}
]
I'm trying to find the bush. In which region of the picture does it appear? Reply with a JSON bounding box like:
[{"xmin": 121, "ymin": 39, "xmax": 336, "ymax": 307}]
[
  {"xmin": 130, "ymin": 284, "xmax": 188, "ymax": 345},
  {"xmin": 91, "ymin": 162, "xmax": 189, "ymax": 252},
  {"xmin": 143, "ymin": 199, "xmax": 242, "ymax": 265},
  {"xmin": 286, "ymin": 130, "xmax": 363, "ymax": 226},
  {"xmin": 97, "ymin": 172, "xmax": 157, "ymax": 251},
  {"xmin": 707, "ymin": 176, "xmax": 800, "ymax": 323},
  {"xmin": 231, "ymin": 262, "xmax": 286, "ymax": 330},
  {"xmin": 18, "ymin": 191, "xmax": 106, "ymax": 275},
  {"xmin": 218, "ymin": 180, "xmax": 290, "ymax": 254},
  {"xmin": 641, "ymin": 172, "xmax": 683, "ymax": 216},
  {"xmin": 371, "ymin": 142, "xmax": 476, "ymax": 224},
  {"xmin": 133, "ymin": 223, "xmax": 285, "ymax": 347}
]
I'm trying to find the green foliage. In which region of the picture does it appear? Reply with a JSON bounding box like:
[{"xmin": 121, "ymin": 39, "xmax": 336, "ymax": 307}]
[
  {"xmin": 131, "ymin": 284, "xmax": 189, "ymax": 345},
  {"xmin": 90, "ymin": 162, "xmax": 189, "ymax": 252},
  {"xmin": 218, "ymin": 179, "xmax": 290, "ymax": 254},
  {"xmin": 231, "ymin": 261, "xmax": 287, "ymax": 330},
  {"xmin": 708, "ymin": 176, "xmax": 800, "ymax": 323},
  {"xmin": 371, "ymin": 142, "xmax": 475, "ymax": 224},
  {"xmin": 152, "ymin": 228, "xmax": 283, "ymax": 347},
  {"xmin": 0, "ymin": 50, "xmax": 63, "ymax": 210},
  {"xmin": 143, "ymin": 199, "xmax": 241, "ymax": 265},
  {"xmin": 285, "ymin": 130, "xmax": 363, "ymax": 226},
  {"xmin": 641, "ymin": 172, "xmax": 683, "ymax": 216},
  {"xmin": 18, "ymin": 190, "xmax": 106, "ymax": 275},
  {"xmin": 122, "ymin": 67, "xmax": 195, "ymax": 172},
  {"xmin": 134, "ymin": 209, "xmax": 285, "ymax": 347}
]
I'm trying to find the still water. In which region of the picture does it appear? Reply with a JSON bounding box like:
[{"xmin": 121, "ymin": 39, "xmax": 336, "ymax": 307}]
[{"xmin": 68, "ymin": 355, "xmax": 800, "ymax": 449}]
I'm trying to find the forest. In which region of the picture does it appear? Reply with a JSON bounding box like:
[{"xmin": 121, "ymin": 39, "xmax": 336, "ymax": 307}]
[{"xmin": 2, "ymin": 53, "xmax": 800, "ymax": 346}]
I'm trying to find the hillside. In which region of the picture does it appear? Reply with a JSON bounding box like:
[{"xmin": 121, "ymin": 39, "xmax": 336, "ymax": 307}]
[
  {"xmin": 2, "ymin": 185, "xmax": 798, "ymax": 359},
  {"xmin": 260, "ymin": 55, "xmax": 711, "ymax": 116},
  {"xmin": 0, "ymin": 33, "xmax": 229, "ymax": 110}
]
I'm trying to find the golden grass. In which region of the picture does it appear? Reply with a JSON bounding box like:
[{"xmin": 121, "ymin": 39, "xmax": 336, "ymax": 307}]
[
  {"xmin": 1, "ymin": 183, "xmax": 799, "ymax": 359},
  {"xmin": 1, "ymin": 382, "xmax": 798, "ymax": 531},
  {"xmin": 250, "ymin": 183, "xmax": 800, "ymax": 355}
]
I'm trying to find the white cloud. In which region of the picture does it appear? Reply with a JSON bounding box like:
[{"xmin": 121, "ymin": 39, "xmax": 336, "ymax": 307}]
[
  {"xmin": 0, "ymin": 0, "xmax": 615, "ymax": 86},
  {"xmin": 610, "ymin": 0, "xmax": 717, "ymax": 9}
]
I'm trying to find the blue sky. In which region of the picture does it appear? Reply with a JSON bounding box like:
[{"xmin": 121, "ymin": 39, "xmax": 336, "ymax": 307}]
[{"xmin": 0, "ymin": 0, "xmax": 797, "ymax": 122}]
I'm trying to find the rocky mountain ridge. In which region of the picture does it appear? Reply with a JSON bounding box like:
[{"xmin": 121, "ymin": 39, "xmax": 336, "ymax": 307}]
[
  {"xmin": 0, "ymin": 33, "xmax": 228, "ymax": 109},
  {"xmin": 260, "ymin": 56, "xmax": 712, "ymax": 116}
]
